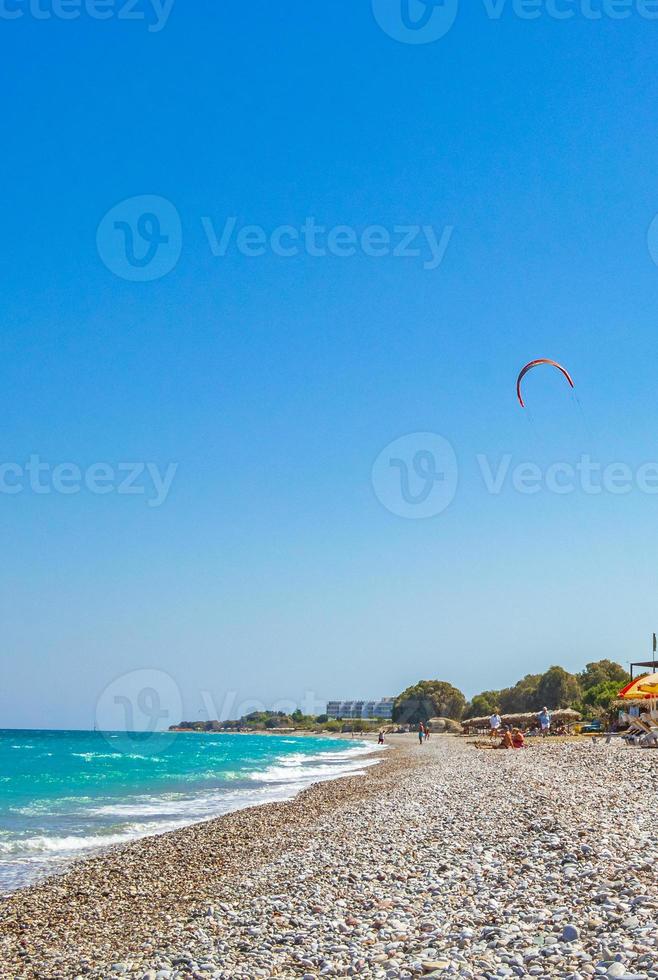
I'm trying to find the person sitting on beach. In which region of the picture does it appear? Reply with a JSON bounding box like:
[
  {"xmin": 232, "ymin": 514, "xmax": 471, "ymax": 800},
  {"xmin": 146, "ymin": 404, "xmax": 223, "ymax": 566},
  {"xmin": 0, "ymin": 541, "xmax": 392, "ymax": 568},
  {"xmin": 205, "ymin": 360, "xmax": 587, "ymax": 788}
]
[
  {"xmin": 498, "ymin": 728, "xmax": 514, "ymax": 749},
  {"xmin": 511, "ymin": 728, "xmax": 525, "ymax": 749},
  {"xmin": 538, "ymin": 707, "xmax": 551, "ymax": 737}
]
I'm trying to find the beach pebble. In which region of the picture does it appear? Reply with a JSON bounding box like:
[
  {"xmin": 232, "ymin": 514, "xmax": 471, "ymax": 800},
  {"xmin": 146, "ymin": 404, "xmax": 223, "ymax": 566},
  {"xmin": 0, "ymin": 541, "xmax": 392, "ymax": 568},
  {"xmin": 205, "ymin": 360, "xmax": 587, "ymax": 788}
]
[{"xmin": 4, "ymin": 738, "xmax": 658, "ymax": 980}]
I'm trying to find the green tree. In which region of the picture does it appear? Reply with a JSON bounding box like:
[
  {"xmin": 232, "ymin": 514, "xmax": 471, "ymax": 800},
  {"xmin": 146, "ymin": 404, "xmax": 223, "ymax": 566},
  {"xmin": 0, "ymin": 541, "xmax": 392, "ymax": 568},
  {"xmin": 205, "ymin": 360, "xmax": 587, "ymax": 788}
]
[
  {"xmin": 265, "ymin": 716, "xmax": 286, "ymax": 728},
  {"xmin": 581, "ymin": 679, "xmax": 625, "ymax": 710},
  {"xmin": 579, "ymin": 659, "xmax": 629, "ymax": 691},
  {"xmin": 464, "ymin": 691, "xmax": 501, "ymax": 718},
  {"xmin": 499, "ymin": 674, "xmax": 542, "ymax": 713},
  {"xmin": 535, "ymin": 666, "xmax": 581, "ymax": 709},
  {"xmin": 393, "ymin": 680, "xmax": 466, "ymax": 724}
]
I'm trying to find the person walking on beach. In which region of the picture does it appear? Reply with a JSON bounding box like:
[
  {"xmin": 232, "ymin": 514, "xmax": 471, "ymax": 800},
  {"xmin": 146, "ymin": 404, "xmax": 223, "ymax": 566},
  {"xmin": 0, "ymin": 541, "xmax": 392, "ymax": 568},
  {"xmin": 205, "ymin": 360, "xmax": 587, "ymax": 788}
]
[
  {"xmin": 538, "ymin": 707, "xmax": 551, "ymax": 737},
  {"xmin": 418, "ymin": 723, "xmax": 425, "ymax": 745},
  {"xmin": 489, "ymin": 710, "xmax": 502, "ymax": 738}
]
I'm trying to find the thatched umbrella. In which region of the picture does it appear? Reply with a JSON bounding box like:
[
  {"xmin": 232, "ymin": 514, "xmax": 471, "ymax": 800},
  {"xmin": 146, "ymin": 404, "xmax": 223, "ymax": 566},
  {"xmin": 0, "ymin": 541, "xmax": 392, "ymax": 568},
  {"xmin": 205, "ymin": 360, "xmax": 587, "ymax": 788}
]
[
  {"xmin": 615, "ymin": 677, "xmax": 658, "ymax": 730},
  {"xmin": 461, "ymin": 708, "xmax": 581, "ymax": 733}
]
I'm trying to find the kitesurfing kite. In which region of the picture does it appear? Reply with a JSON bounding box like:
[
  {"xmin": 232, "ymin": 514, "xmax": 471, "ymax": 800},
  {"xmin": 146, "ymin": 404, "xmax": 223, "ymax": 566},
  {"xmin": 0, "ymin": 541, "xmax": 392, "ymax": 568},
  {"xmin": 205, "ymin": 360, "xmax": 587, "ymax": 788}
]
[{"xmin": 516, "ymin": 359, "xmax": 575, "ymax": 408}]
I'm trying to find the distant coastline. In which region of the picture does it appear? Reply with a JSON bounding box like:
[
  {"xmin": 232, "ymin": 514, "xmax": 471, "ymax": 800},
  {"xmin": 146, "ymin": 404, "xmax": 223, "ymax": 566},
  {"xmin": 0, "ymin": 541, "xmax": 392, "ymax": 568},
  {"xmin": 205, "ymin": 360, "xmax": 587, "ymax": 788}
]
[
  {"xmin": 169, "ymin": 715, "xmax": 393, "ymax": 736},
  {"xmin": 167, "ymin": 658, "xmax": 637, "ymax": 743},
  {"xmin": 168, "ymin": 726, "xmax": 369, "ymax": 738}
]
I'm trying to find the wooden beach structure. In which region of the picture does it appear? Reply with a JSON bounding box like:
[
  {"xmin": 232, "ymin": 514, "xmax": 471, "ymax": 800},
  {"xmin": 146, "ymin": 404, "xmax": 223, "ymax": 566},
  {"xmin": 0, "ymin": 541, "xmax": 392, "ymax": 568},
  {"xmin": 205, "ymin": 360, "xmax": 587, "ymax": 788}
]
[
  {"xmin": 426, "ymin": 716, "xmax": 462, "ymax": 734},
  {"xmin": 628, "ymin": 631, "xmax": 658, "ymax": 679},
  {"xmin": 461, "ymin": 708, "xmax": 581, "ymax": 736},
  {"xmin": 629, "ymin": 660, "xmax": 658, "ymax": 679}
]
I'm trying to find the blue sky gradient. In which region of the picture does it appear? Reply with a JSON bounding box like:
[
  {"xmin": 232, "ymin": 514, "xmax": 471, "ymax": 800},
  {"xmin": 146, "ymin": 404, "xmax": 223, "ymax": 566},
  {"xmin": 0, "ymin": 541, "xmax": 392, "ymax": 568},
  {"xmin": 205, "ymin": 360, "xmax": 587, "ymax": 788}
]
[{"xmin": 2, "ymin": 0, "xmax": 658, "ymax": 727}]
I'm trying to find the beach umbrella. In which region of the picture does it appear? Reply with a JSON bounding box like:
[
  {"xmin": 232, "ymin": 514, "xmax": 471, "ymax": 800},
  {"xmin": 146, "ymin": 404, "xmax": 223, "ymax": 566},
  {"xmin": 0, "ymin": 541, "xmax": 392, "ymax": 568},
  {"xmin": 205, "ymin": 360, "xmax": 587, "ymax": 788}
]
[{"xmin": 618, "ymin": 674, "xmax": 658, "ymax": 699}]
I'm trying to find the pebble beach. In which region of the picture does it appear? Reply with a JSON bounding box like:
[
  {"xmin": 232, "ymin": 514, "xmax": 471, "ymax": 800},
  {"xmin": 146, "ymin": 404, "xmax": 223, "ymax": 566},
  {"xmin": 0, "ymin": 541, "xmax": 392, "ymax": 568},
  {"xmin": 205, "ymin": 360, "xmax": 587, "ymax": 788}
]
[{"xmin": 1, "ymin": 736, "xmax": 657, "ymax": 980}]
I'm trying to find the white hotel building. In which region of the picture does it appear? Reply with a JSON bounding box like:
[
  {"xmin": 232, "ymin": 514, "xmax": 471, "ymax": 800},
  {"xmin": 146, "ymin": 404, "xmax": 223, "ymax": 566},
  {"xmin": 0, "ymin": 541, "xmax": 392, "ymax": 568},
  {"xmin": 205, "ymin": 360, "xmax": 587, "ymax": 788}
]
[{"xmin": 325, "ymin": 698, "xmax": 395, "ymax": 721}]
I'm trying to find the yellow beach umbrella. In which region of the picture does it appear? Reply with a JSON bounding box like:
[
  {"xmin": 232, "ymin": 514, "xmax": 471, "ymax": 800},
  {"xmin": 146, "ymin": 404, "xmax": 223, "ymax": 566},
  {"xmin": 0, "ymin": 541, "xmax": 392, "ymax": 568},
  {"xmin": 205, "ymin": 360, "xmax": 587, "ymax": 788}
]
[{"xmin": 618, "ymin": 673, "xmax": 658, "ymax": 699}]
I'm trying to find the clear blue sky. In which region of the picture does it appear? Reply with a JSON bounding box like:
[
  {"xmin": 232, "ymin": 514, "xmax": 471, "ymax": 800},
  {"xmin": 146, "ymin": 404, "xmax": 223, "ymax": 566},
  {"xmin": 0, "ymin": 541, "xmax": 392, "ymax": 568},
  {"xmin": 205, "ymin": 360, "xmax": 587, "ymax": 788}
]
[{"xmin": 3, "ymin": 0, "xmax": 658, "ymax": 729}]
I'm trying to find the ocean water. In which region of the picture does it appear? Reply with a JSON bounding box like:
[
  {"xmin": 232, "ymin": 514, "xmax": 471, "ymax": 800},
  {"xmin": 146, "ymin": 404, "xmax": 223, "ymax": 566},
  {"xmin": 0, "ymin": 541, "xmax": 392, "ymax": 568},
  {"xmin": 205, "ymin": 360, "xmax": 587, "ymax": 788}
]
[{"xmin": 0, "ymin": 729, "xmax": 380, "ymax": 892}]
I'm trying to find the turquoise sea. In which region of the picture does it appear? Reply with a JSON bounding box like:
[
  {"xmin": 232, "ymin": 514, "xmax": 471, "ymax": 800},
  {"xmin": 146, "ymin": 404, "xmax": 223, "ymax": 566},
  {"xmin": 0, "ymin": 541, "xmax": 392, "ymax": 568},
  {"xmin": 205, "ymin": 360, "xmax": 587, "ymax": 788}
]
[{"xmin": 0, "ymin": 729, "xmax": 379, "ymax": 892}]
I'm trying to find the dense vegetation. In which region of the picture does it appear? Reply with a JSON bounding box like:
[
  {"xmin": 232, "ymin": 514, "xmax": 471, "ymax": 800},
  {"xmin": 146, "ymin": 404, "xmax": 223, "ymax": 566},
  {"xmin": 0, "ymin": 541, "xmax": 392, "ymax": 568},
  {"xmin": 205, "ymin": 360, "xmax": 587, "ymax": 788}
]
[
  {"xmin": 393, "ymin": 681, "xmax": 466, "ymax": 725},
  {"xmin": 172, "ymin": 659, "xmax": 632, "ymax": 732},
  {"xmin": 172, "ymin": 710, "xmax": 382, "ymax": 734},
  {"xmin": 463, "ymin": 659, "xmax": 630, "ymax": 720},
  {"xmin": 393, "ymin": 660, "xmax": 630, "ymax": 723}
]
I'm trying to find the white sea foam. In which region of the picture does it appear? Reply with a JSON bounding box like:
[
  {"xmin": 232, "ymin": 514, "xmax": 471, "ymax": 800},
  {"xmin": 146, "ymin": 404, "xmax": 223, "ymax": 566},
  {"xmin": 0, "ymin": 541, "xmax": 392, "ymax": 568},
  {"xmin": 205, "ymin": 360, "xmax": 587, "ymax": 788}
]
[
  {"xmin": 0, "ymin": 738, "xmax": 383, "ymax": 892},
  {"xmin": 249, "ymin": 743, "xmax": 384, "ymax": 785},
  {"xmin": 0, "ymin": 817, "xmax": 207, "ymax": 875}
]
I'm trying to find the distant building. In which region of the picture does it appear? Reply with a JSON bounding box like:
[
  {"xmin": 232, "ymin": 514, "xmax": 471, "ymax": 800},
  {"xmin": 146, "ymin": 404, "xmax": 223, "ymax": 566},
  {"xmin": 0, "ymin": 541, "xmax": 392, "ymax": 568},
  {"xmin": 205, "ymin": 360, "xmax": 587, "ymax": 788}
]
[{"xmin": 326, "ymin": 698, "xmax": 395, "ymax": 721}]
